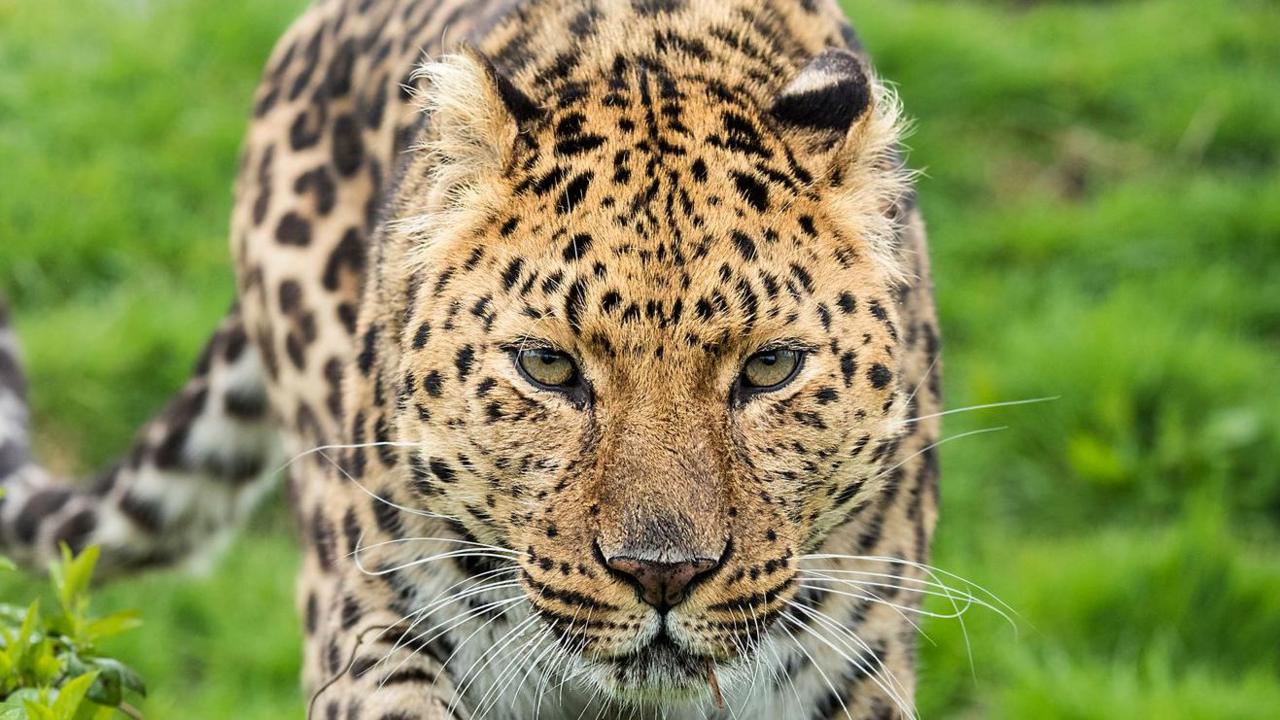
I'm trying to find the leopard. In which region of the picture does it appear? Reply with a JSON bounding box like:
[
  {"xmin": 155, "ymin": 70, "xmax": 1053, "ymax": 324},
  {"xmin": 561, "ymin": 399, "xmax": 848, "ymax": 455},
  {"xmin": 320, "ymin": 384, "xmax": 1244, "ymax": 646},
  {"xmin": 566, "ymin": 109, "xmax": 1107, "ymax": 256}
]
[{"xmin": 0, "ymin": 0, "xmax": 945, "ymax": 717}]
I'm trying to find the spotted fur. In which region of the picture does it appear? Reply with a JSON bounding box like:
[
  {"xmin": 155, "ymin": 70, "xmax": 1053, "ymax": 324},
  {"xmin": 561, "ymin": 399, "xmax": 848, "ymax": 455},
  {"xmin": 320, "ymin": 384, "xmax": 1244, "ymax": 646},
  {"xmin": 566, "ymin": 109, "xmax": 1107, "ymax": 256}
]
[{"xmin": 2, "ymin": 1, "xmax": 942, "ymax": 717}]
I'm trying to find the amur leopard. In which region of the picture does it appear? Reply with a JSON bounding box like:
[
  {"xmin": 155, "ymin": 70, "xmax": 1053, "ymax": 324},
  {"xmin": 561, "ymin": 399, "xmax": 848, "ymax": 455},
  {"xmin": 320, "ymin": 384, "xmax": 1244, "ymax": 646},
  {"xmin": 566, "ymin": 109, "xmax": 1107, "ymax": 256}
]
[{"xmin": 0, "ymin": 0, "xmax": 944, "ymax": 717}]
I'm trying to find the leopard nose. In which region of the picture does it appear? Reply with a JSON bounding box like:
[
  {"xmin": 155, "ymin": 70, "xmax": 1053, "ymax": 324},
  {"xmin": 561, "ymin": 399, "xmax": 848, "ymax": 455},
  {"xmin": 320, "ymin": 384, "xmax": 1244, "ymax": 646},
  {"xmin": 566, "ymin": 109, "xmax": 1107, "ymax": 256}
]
[{"xmin": 604, "ymin": 554, "xmax": 721, "ymax": 611}]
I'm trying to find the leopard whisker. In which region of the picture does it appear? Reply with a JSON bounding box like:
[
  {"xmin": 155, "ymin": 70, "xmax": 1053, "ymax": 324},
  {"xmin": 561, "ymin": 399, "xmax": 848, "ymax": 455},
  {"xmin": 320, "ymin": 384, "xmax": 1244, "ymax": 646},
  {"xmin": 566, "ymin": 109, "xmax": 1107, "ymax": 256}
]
[
  {"xmin": 796, "ymin": 568, "xmax": 983, "ymax": 609},
  {"xmin": 800, "ymin": 554, "xmax": 1016, "ymax": 677},
  {"xmin": 523, "ymin": 628, "xmax": 566, "ymax": 716},
  {"xmin": 473, "ymin": 624, "xmax": 553, "ymax": 720},
  {"xmin": 375, "ymin": 597, "xmax": 525, "ymax": 696},
  {"xmin": 787, "ymin": 603, "xmax": 910, "ymax": 709},
  {"xmin": 899, "ymin": 395, "xmax": 1060, "ymax": 425},
  {"xmin": 798, "ymin": 554, "xmax": 1019, "ymax": 623},
  {"xmin": 433, "ymin": 607, "xmax": 534, "ymax": 707},
  {"xmin": 796, "ymin": 569, "xmax": 1011, "ymax": 627},
  {"xmin": 790, "ymin": 602, "xmax": 919, "ymax": 716},
  {"xmin": 348, "ymin": 534, "xmax": 520, "ymax": 556},
  {"xmin": 899, "ymin": 351, "xmax": 939, "ymax": 416},
  {"xmin": 796, "ymin": 583, "xmax": 952, "ymax": 635},
  {"xmin": 374, "ymin": 565, "xmax": 521, "ymax": 645},
  {"xmin": 776, "ymin": 612, "xmax": 854, "ymax": 720},
  {"xmin": 376, "ymin": 590, "xmax": 525, "ymax": 683},
  {"xmin": 813, "ymin": 426, "xmax": 1007, "ymax": 535},
  {"xmin": 315, "ymin": 447, "xmax": 457, "ymax": 521},
  {"xmin": 280, "ymin": 439, "xmax": 429, "ymax": 473},
  {"xmin": 795, "ymin": 576, "xmax": 937, "ymax": 639},
  {"xmin": 446, "ymin": 613, "xmax": 541, "ymax": 718},
  {"xmin": 762, "ymin": 629, "xmax": 806, "ymax": 717},
  {"xmin": 352, "ymin": 545, "xmax": 521, "ymax": 577},
  {"xmin": 784, "ymin": 602, "xmax": 918, "ymax": 720}
]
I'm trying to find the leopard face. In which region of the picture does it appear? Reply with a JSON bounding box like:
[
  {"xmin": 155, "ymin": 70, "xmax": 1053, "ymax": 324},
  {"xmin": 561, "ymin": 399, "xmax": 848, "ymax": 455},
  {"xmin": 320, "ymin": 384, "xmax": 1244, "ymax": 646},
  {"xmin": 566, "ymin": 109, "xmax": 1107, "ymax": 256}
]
[{"xmin": 377, "ymin": 47, "xmax": 911, "ymax": 699}]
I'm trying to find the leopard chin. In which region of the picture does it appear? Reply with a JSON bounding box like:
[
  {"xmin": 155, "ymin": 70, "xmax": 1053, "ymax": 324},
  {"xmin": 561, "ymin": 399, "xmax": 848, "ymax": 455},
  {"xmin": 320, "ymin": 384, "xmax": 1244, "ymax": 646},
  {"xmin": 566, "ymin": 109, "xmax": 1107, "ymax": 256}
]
[{"xmin": 589, "ymin": 635, "xmax": 720, "ymax": 700}]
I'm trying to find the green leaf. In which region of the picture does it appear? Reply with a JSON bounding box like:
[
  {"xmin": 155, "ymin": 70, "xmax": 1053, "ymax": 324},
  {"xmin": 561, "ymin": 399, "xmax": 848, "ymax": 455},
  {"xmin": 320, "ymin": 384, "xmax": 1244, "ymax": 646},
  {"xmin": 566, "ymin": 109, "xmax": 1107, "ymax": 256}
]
[
  {"xmin": 0, "ymin": 689, "xmax": 44, "ymax": 717},
  {"xmin": 51, "ymin": 672, "xmax": 98, "ymax": 717},
  {"xmin": 82, "ymin": 612, "xmax": 141, "ymax": 643},
  {"xmin": 14, "ymin": 600, "xmax": 41, "ymax": 669},
  {"xmin": 55, "ymin": 545, "xmax": 99, "ymax": 619},
  {"xmin": 21, "ymin": 700, "xmax": 57, "ymax": 720},
  {"xmin": 85, "ymin": 657, "xmax": 146, "ymax": 699}
]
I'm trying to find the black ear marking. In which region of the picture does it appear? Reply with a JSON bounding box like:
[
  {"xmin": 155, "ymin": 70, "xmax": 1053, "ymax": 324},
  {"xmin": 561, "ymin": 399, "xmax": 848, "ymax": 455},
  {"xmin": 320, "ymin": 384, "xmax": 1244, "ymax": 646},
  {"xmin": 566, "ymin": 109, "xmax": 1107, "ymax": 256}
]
[
  {"xmin": 471, "ymin": 50, "xmax": 543, "ymax": 126},
  {"xmin": 770, "ymin": 48, "xmax": 871, "ymax": 136}
]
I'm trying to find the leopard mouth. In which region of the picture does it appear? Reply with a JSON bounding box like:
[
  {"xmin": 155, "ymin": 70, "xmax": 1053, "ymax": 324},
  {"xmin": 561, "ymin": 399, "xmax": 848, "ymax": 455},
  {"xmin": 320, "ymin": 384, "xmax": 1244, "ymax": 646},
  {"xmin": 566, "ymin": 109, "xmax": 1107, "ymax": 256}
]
[{"xmin": 596, "ymin": 629, "xmax": 723, "ymax": 699}]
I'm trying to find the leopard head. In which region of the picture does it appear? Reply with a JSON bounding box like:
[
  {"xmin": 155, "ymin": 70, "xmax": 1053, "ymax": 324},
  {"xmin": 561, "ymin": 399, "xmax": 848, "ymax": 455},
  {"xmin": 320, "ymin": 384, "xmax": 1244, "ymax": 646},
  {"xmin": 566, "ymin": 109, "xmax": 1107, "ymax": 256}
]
[{"xmin": 367, "ymin": 44, "xmax": 913, "ymax": 701}]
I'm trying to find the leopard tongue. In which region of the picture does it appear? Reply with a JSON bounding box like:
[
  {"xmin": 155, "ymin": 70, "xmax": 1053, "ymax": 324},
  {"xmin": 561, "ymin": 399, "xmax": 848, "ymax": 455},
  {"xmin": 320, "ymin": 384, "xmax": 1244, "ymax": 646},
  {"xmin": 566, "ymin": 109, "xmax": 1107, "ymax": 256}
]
[{"xmin": 705, "ymin": 659, "xmax": 725, "ymax": 710}]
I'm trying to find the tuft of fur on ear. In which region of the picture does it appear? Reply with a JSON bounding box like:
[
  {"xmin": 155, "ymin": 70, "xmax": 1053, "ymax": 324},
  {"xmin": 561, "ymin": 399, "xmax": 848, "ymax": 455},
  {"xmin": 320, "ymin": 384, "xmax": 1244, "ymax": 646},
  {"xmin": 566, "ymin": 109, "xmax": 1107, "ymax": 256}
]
[
  {"xmin": 772, "ymin": 48, "xmax": 915, "ymax": 282},
  {"xmin": 396, "ymin": 47, "xmax": 541, "ymax": 249}
]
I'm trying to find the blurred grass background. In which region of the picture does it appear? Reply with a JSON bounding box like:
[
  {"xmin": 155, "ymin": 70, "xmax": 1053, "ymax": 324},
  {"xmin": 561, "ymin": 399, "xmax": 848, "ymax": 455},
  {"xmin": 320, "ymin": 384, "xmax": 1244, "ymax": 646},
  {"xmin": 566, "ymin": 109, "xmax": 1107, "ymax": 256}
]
[{"xmin": 1, "ymin": 0, "xmax": 1278, "ymax": 717}]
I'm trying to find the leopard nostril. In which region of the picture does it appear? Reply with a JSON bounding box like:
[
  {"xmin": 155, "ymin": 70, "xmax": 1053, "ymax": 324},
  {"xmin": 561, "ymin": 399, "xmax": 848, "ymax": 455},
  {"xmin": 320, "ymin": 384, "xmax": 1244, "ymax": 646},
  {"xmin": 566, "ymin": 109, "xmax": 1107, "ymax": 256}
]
[{"xmin": 604, "ymin": 554, "xmax": 721, "ymax": 611}]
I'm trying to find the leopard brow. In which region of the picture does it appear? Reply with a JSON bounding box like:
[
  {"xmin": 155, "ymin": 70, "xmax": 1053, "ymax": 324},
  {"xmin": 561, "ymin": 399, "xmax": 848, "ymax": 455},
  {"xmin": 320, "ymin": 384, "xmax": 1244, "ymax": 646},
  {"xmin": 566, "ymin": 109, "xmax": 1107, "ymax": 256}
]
[
  {"xmin": 753, "ymin": 338, "xmax": 820, "ymax": 355},
  {"xmin": 498, "ymin": 338, "xmax": 561, "ymax": 354}
]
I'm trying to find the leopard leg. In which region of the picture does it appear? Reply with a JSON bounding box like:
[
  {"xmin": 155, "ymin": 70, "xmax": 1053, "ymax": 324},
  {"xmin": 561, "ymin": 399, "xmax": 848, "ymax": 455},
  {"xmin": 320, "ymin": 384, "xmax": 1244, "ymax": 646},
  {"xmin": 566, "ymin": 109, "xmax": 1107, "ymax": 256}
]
[{"xmin": 0, "ymin": 300, "xmax": 283, "ymax": 577}]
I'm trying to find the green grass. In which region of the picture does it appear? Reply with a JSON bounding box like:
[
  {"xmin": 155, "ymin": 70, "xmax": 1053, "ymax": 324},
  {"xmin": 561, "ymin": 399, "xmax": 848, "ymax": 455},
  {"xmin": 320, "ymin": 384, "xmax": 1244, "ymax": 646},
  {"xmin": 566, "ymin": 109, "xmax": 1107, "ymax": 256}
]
[{"xmin": 2, "ymin": 0, "xmax": 1278, "ymax": 717}]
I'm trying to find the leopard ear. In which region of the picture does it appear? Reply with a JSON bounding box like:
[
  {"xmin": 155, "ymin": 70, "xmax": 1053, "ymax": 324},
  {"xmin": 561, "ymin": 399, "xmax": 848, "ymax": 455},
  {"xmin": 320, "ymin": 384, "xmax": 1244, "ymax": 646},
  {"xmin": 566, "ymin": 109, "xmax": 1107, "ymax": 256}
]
[
  {"xmin": 772, "ymin": 48, "xmax": 912, "ymax": 280},
  {"xmin": 417, "ymin": 47, "xmax": 542, "ymax": 199},
  {"xmin": 770, "ymin": 48, "xmax": 879, "ymax": 168}
]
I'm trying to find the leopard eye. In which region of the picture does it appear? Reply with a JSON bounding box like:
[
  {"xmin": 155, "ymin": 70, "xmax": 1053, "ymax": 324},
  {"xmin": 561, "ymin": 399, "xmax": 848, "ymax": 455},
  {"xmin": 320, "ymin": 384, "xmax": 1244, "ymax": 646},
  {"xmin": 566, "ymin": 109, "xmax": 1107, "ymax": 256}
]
[
  {"xmin": 739, "ymin": 349, "xmax": 803, "ymax": 392},
  {"xmin": 515, "ymin": 348, "xmax": 579, "ymax": 389}
]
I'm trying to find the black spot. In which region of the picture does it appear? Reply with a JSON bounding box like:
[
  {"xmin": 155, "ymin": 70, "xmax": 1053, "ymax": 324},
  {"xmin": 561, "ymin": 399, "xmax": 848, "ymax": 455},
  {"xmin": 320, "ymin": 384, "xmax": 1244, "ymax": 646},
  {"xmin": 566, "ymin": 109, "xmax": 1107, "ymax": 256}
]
[
  {"xmin": 799, "ymin": 215, "xmax": 818, "ymax": 238},
  {"xmin": 691, "ymin": 158, "xmax": 708, "ymax": 182},
  {"xmin": 294, "ymin": 165, "xmax": 336, "ymax": 215},
  {"xmin": 14, "ymin": 489, "xmax": 72, "ymax": 543},
  {"xmin": 52, "ymin": 509, "xmax": 97, "ymax": 553},
  {"xmin": 556, "ymin": 171, "xmax": 593, "ymax": 214},
  {"xmin": 357, "ymin": 325, "xmax": 379, "ymax": 376},
  {"xmin": 423, "ymin": 371, "xmax": 443, "ymax": 397},
  {"xmin": 321, "ymin": 228, "xmax": 365, "ymax": 291},
  {"xmin": 372, "ymin": 494, "xmax": 402, "ymax": 537},
  {"xmin": 412, "ymin": 322, "xmax": 431, "ymax": 349},
  {"xmin": 340, "ymin": 594, "xmax": 362, "ymax": 630},
  {"xmin": 601, "ymin": 290, "xmax": 622, "ymax": 314},
  {"xmin": 278, "ymin": 280, "xmax": 303, "ymax": 315},
  {"xmin": 428, "ymin": 458, "xmax": 457, "ymax": 483},
  {"xmin": 868, "ymin": 363, "xmax": 892, "ymax": 390},
  {"xmin": 331, "ymin": 114, "xmax": 364, "ymax": 176},
  {"xmin": 564, "ymin": 279, "xmax": 588, "ymax": 331},
  {"xmin": 837, "ymin": 292, "xmax": 857, "ymax": 314},
  {"xmin": 275, "ymin": 212, "xmax": 311, "ymax": 246},
  {"xmin": 562, "ymin": 234, "xmax": 592, "ymax": 262},
  {"xmin": 732, "ymin": 172, "xmax": 769, "ymax": 212},
  {"xmin": 840, "ymin": 351, "xmax": 858, "ymax": 387},
  {"xmin": 556, "ymin": 134, "xmax": 607, "ymax": 156},
  {"xmin": 731, "ymin": 231, "xmax": 757, "ymax": 262},
  {"xmin": 289, "ymin": 105, "xmax": 326, "ymax": 151},
  {"xmin": 311, "ymin": 509, "xmax": 336, "ymax": 571},
  {"xmin": 225, "ymin": 388, "xmax": 268, "ymax": 420},
  {"xmin": 120, "ymin": 491, "xmax": 165, "ymax": 533},
  {"xmin": 326, "ymin": 39, "xmax": 355, "ymax": 97},
  {"xmin": 502, "ymin": 258, "xmax": 525, "ymax": 291},
  {"xmin": 789, "ymin": 263, "xmax": 814, "ymax": 294},
  {"xmin": 454, "ymin": 346, "xmax": 475, "ymax": 381}
]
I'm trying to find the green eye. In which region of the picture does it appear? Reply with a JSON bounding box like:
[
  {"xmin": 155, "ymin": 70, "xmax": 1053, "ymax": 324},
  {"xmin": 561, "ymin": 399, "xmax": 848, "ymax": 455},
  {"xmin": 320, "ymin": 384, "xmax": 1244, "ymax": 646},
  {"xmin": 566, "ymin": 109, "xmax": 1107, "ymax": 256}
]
[
  {"xmin": 515, "ymin": 348, "xmax": 579, "ymax": 388},
  {"xmin": 740, "ymin": 349, "xmax": 803, "ymax": 391}
]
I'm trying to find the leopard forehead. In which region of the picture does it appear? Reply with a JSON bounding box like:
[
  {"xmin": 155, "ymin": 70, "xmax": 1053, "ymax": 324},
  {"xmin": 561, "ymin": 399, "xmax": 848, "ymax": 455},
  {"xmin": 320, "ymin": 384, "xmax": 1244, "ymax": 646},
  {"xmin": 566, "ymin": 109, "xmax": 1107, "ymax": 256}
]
[{"xmin": 404, "ymin": 70, "xmax": 900, "ymax": 362}]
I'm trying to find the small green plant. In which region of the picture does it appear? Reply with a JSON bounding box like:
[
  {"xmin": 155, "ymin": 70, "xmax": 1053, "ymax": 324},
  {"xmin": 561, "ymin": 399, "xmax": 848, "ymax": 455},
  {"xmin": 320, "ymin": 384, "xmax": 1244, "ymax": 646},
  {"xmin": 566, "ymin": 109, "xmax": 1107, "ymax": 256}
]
[{"xmin": 0, "ymin": 529, "xmax": 146, "ymax": 719}]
